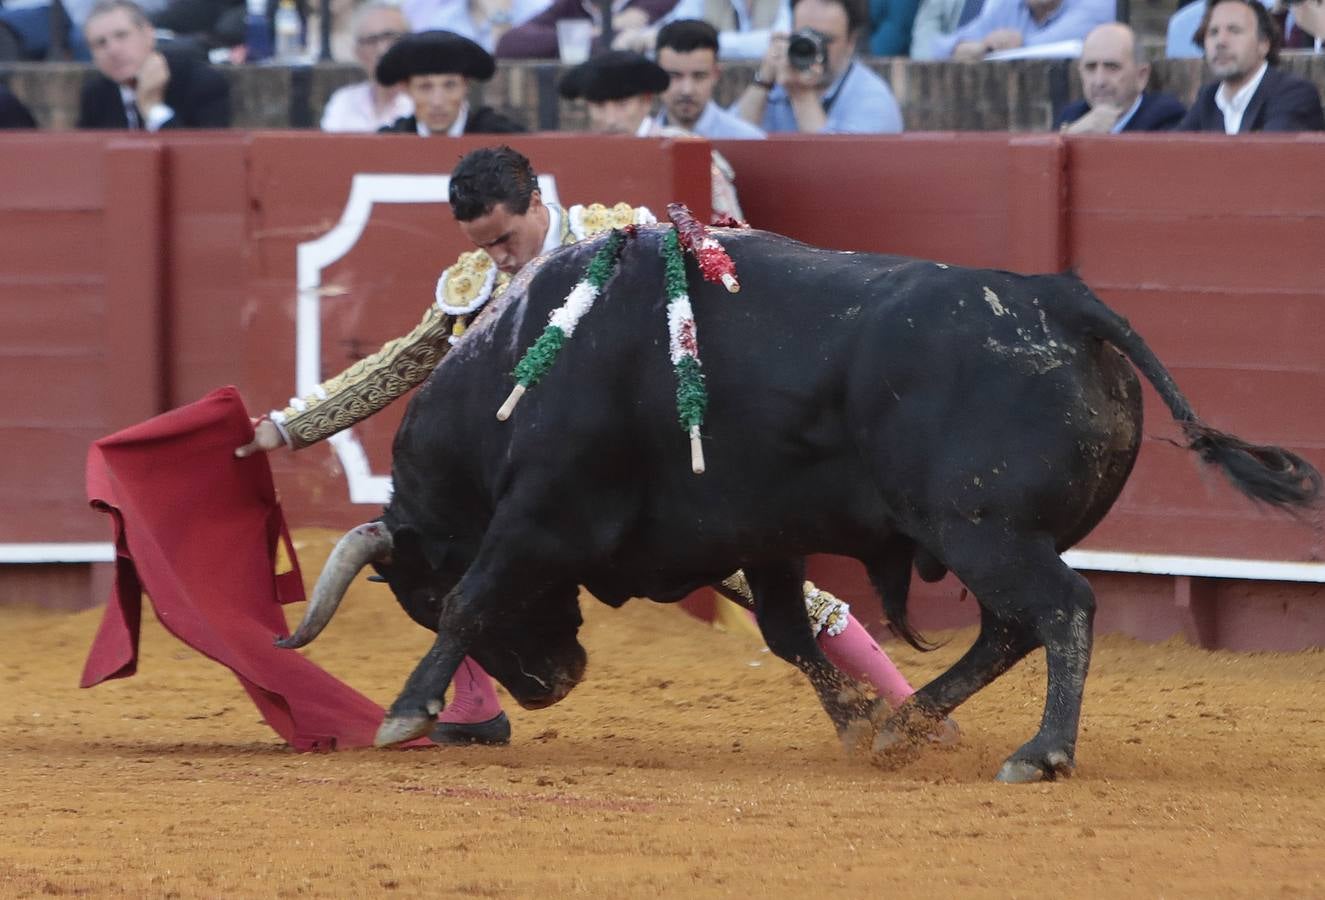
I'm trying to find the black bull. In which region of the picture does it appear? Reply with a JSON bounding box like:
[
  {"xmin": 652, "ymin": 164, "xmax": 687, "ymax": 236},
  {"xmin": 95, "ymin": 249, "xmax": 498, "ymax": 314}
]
[{"xmin": 279, "ymin": 227, "xmax": 1320, "ymax": 782}]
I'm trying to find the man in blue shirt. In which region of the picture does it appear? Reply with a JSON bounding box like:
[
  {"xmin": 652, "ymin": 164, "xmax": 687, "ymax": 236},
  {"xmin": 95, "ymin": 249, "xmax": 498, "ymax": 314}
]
[
  {"xmin": 653, "ymin": 19, "xmax": 767, "ymax": 138},
  {"xmin": 732, "ymin": 0, "xmax": 903, "ymax": 133},
  {"xmin": 933, "ymin": 0, "xmax": 1113, "ymax": 61}
]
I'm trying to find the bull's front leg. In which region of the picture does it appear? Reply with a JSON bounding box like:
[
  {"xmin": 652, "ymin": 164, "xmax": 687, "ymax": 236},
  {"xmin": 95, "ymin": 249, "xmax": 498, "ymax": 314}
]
[
  {"xmin": 375, "ymin": 622, "xmax": 471, "ymax": 747},
  {"xmin": 741, "ymin": 561, "xmax": 877, "ymax": 753}
]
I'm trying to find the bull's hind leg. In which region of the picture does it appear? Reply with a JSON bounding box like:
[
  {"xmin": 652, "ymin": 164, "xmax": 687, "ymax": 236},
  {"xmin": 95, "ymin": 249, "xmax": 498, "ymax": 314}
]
[
  {"xmin": 743, "ymin": 561, "xmax": 877, "ymax": 752},
  {"xmin": 895, "ymin": 534, "xmax": 1095, "ymax": 782}
]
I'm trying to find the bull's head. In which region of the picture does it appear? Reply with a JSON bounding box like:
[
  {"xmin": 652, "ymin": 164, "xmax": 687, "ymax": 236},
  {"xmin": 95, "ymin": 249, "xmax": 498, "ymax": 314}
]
[
  {"xmin": 277, "ymin": 520, "xmax": 587, "ymax": 710},
  {"xmin": 464, "ymin": 584, "xmax": 587, "ymax": 709}
]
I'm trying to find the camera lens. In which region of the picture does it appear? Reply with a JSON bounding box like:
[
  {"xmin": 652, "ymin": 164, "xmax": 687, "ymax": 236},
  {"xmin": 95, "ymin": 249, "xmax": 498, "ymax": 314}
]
[{"xmin": 787, "ymin": 30, "xmax": 824, "ymax": 71}]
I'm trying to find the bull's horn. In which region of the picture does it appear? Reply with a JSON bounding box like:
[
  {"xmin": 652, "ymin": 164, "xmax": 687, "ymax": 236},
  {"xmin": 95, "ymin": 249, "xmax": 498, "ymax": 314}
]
[{"xmin": 274, "ymin": 521, "xmax": 393, "ymax": 649}]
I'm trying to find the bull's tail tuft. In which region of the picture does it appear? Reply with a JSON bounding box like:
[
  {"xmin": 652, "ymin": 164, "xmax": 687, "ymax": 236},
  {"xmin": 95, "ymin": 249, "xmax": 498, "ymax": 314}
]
[
  {"xmin": 1069, "ymin": 288, "xmax": 1323, "ymax": 516},
  {"xmin": 1181, "ymin": 421, "xmax": 1322, "ymax": 511}
]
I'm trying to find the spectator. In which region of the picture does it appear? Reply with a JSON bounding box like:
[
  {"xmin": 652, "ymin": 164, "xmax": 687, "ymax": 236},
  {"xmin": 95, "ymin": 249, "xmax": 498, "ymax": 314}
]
[
  {"xmin": 1055, "ymin": 23, "xmax": 1186, "ymax": 132},
  {"xmin": 0, "ymin": 0, "xmax": 166, "ymax": 61},
  {"xmin": 615, "ymin": 0, "xmax": 790, "ymax": 59},
  {"xmin": 1177, "ymin": 0, "xmax": 1325, "ymax": 131},
  {"xmin": 867, "ymin": 0, "xmax": 920, "ymax": 54},
  {"xmin": 0, "ymin": 81, "xmax": 36, "ymax": 127},
  {"xmin": 494, "ymin": 0, "xmax": 678, "ymax": 58},
  {"xmin": 405, "ymin": 0, "xmax": 552, "ymax": 52},
  {"xmin": 321, "ymin": 2, "xmax": 414, "ymax": 132},
  {"xmin": 910, "ymin": 0, "xmax": 982, "ymax": 59},
  {"xmin": 375, "ymin": 29, "xmax": 525, "ymax": 134},
  {"xmin": 1279, "ymin": 0, "xmax": 1324, "ymax": 49},
  {"xmin": 1166, "ymin": 0, "xmax": 1272, "ymax": 58},
  {"xmin": 653, "ymin": 19, "xmax": 765, "ymax": 136},
  {"xmin": 733, "ymin": 0, "xmax": 903, "ymax": 133},
  {"xmin": 558, "ymin": 49, "xmax": 745, "ymax": 218},
  {"xmin": 932, "ymin": 0, "xmax": 1113, "ymax": 61},
  {"xmin": 77, "ymin": 0, "xmax": 230, "ymax": 129}
]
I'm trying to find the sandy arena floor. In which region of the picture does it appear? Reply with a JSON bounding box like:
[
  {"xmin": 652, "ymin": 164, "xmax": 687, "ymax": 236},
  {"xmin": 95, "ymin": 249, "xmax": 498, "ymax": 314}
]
[{"xmin": 2, "ymin": 530, "xmax": 1324, "ymax": 898}]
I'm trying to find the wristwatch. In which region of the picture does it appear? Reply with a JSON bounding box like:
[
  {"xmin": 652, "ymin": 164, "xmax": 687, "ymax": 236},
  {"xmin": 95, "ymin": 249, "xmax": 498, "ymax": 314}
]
[{"xmin": 751, "ymin": 72, "xmax": 774, "ymax": 90}]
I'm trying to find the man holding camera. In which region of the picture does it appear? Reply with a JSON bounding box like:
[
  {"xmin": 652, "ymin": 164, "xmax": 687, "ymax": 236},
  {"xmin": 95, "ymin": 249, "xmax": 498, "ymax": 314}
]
[{"xmin": 733, "ymin": 0, "xmax": 903, "ymax": 133}]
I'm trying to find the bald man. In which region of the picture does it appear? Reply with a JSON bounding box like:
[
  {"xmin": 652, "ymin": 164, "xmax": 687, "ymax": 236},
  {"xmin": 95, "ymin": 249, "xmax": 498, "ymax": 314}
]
[{"xmin": 1055, "ymin": 23, "xmax": 1186, "ymax": 133}]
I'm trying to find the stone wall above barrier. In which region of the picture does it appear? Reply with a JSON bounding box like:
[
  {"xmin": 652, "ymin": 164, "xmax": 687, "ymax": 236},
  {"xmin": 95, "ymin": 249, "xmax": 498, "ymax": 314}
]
[{"xmin": 7, "ymin": 54, "xmax": 1325, "ymax": 133}]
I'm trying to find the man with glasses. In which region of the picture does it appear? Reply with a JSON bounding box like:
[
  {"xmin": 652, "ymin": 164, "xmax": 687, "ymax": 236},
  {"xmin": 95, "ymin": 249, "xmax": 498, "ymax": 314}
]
[
  {"xmin": 733, "ymin": 0, "xmax": 902, "ymax": 133},
  {"xmin": 321, "ymin": 1, "xmax": 414, "ymax": 133}
]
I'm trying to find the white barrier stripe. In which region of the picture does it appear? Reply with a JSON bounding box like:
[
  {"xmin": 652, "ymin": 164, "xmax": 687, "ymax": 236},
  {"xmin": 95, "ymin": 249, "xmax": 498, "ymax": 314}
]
[
  {"xmin": 0, "ymin": 544, "xmax": 1319, "ymax": 582},
  {"xmin": 0, "ymin": 543, "xmax": 117, "ymax": 563},
  {"xmin": 1063, "ymin": 549, "xmax": 1325, "ymax": 583}
]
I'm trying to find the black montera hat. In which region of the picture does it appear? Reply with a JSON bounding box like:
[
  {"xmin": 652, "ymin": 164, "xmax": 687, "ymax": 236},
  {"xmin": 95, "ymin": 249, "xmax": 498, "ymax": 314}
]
[
  {"xmin": 557, "ymin": 50, "xmax": 670, "ymax": 102},
  {"xmin": 375, "ymin": 30, "xmax": 496, "ymax": 86}
]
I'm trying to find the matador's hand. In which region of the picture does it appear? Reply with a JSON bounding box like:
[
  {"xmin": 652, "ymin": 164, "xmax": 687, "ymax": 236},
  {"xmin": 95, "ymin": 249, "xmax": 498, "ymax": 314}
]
[{"xmin": 235, "ymin": 418, "xmax": 287, "ymax": 458}]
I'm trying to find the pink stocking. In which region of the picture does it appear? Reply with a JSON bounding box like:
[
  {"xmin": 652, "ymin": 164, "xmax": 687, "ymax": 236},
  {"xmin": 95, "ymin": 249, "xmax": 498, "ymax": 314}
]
[
  {"xmin": 438, "ymin": 656, "xmax": 504, "ymax": 724},
  {"xmin": 818, "ymin": 614, "xmax": 915, "ymax": 709}
]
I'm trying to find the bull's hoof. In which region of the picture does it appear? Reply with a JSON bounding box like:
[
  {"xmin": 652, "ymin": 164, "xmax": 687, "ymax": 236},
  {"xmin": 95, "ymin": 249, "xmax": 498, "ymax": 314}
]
[
  {"xmin": 374, "ymin": 715, "xmax": 435, "ymax": 748},
  {"xmin": 931, "ymin": 716, "xmax": 962, "ymax": 747},
  {"xmin": 867, "ymin": 702, "xmax": 958, "ymax": 767},
  {"xmin": 837, "ymin": 715, "xmax": 875, "ymax": 756},
  {"xmin": 995, "ymin": 749, "xmax": 1074, "ymax": 784}
]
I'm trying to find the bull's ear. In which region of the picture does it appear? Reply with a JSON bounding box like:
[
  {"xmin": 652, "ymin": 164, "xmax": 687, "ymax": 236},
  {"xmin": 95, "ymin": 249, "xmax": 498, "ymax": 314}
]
[
  {"xmin": 416, "ymin": 529, "xmax": 468, "ymax": 581},
  {"xmin": 387, "ymin": 527, "xmax": 435, "ymax": 575}
]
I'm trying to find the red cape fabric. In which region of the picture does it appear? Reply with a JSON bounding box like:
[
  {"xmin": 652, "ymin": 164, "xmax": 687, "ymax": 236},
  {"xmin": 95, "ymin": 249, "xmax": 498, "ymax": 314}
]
[{"xmin": 83, "ymin": 386, "xmax": 415, "ymax": 751}]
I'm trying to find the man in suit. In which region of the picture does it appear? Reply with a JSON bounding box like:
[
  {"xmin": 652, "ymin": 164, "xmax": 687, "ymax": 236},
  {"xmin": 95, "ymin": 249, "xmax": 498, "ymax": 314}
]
[
  {"xmin": 0, "ymin": 82, "xmax": 36, "ymax": 128},
  {"xmin": 375, "ymin": 30, "xmax": 524, "ymax": 135},
  {"xmin": 1177, "ymin": 0, "xmax": 1324, "ymax": 132},
  {"xmin": 1055, "ymin": 23, "xmax": 1185, "ymax": 133},
  {"xmin": 77, "ymin": 0, "xmax": 229, "ymax": 130}
]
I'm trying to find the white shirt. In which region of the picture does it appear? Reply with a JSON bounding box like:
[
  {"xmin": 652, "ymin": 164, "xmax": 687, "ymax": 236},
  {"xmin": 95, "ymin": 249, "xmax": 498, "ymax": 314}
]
[
  {"xmin": 117, "ymin": 84, "xmax": 173, "ymax": 131},
  {"xmin": 118, "ymin": 85, "xmax": 174, "ymax": 131},
  {"xmin": 1109, "ymin": 93, "xmax": 1144, "ymax": 133},
  {"xmin": 1215, "ymin": 61, "xmax": 1269, "ymax": 134},
  {"xmin": 320, "ymin": 81, "xmax": 414, "ymax": 133},
  {"xmin": 540, "ymin": 202, "xmax": 564, "ymax": 254},
  {"xmin": 416, "ymin": 102, "xmax": 470, "ymax": 136}
]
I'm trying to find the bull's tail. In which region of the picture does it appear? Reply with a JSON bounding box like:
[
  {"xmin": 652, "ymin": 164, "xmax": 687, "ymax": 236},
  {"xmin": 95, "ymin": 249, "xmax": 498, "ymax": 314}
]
[{"xmin": 1068, "ymin": 279, "xmax": 1322, "ymax": 511}]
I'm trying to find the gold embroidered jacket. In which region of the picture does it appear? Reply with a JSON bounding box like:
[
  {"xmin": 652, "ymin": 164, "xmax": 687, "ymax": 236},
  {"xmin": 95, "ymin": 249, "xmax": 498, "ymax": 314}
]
[{"xmin": 273, "ymin": 203, "xmax": 650, "ymax": 449}]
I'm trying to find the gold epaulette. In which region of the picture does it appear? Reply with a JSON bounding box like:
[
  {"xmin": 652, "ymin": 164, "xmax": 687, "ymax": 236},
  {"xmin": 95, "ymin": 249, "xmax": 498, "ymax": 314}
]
[
  {"xmin": 436, "ymin": 248, "xmax": 504, "ymax": 315},
  {"xmin": 568, "ymin": 203, "xmax": 657, "ymax": 242}
]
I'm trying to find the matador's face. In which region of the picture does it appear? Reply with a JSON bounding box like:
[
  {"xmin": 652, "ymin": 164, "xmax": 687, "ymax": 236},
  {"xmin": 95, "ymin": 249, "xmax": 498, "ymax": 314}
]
[{"xmin": 458, "ymin": 192, "xmax": 550, "ymax": 276}]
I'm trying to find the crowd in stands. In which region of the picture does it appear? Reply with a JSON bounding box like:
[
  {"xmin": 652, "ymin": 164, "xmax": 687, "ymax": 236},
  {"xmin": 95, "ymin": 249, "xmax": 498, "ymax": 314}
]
[{"xmin": 1, "ymin": 0, "xmax": 1323, "ymax": 132}]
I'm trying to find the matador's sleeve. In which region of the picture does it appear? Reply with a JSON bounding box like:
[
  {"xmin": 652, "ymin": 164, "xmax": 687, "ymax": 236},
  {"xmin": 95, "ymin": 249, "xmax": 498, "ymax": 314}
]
[{"xmin": 272, "ymin": 249, "xmax": 503, "ymax": 450}]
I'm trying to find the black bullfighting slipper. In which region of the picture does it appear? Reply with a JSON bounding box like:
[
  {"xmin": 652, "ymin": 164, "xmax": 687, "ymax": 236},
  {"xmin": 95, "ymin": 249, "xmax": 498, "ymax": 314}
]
[{"xmin": 429, "ymin": 712, "xmax": 512, "ymax": 746}]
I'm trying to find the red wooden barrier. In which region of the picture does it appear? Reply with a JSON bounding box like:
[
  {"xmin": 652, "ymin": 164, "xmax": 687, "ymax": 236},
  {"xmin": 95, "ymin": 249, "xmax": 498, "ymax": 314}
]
[{"xmin": 1, "ymin": 131, "xmax": 1321, "ymax": 648}]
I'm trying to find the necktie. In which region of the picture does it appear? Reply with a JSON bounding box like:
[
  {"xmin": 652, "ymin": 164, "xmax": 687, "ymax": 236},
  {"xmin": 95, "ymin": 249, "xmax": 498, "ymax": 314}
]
[
  {"xmin": 957, "ymin": 0, "xmax": 984, "ymax": 26},
  {"xmin": 124, "ymin": 98, "xmax": 141, "ymax": 129}
]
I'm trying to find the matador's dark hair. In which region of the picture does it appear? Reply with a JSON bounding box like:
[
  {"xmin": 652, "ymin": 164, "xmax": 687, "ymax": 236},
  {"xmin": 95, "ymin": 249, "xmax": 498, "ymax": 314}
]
[{"xmin": 448, "ymin": 145, "xmax": 538, "ymax": 222}]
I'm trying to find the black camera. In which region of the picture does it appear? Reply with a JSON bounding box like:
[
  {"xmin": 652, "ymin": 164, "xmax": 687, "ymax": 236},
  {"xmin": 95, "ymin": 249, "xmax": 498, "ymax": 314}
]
[{"xmin": 787, "ymin": 28, "xmax": 829, "ymax": 71}]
